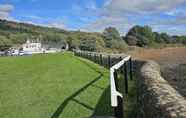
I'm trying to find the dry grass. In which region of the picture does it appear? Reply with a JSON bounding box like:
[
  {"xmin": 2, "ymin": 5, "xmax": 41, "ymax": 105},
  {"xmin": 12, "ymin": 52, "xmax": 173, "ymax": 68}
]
[
  {"xmin": 128, "ymin": 47, "xmax": 186, "ymax": 65},
  {"xmin": 128, "ymin": 47, "xmax": 186, "ymax": 98}
]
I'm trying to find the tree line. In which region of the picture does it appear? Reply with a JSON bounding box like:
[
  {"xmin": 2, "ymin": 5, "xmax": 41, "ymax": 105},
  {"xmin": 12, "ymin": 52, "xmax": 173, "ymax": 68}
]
[{"xmin": 124, "ymin": 25, "xmax": 186, "ymax": 47}]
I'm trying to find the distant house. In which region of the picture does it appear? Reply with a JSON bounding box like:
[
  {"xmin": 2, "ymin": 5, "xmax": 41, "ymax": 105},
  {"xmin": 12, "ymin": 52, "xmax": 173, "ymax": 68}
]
[{"xmin": 22, "ymin": 39, "xmax": 44, "ymax": 53}]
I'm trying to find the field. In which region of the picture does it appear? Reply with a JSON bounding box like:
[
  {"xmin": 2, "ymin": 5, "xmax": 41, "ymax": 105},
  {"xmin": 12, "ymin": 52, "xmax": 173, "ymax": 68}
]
[
  {"xmin": 129, "ymin": 47, "xmax": 186, "ymax": 65},
  {"xmin": 0, "ymin": 53, "xmax": 113, "ymax": 118},
  {"xmin": 129, "ymin": 47, "xmax": 186, "ymax": 98}
]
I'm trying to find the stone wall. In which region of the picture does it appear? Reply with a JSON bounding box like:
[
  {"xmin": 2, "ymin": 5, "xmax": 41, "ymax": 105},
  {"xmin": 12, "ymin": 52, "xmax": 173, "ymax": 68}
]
[{"xmin": 136, "ymin": 60, "xmax": 186, "ymax": 118}]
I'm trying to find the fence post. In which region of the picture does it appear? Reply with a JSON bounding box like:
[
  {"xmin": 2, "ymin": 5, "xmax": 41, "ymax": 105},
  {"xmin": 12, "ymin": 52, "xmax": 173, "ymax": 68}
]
[
  {"xmin": 124, "ymin": 62, "xmax": 128, "ymax": 94},
  {"xmin": 90, "ymin": 53, "xmax": 92, "ymax": 61},
  {"xmin": 100, "ymin": 54, "xmax": 103, "ymax": 65},
  {"xmin": 86, "ymin": 53, "xmax": 88, "ymax": 59},
  {"xmin": 129, "ymin": 58, "xmax": 133, "ymax": 80},
  {"xmin": 94, "ymin": 54, "xmax": 96, "ymax": 63},
  {"xmin": 88, "ymin": 53, "xmax": 91, "ymax": 60},
  {"xmin": 114, "ymin": 70, "xmax": 123, "ymax": 118},
  {"xmin": 108, "ymin": 56, "xmax": 111, "ymax": 68},
  {"xmin": 119, "ymin": 57, "xmax": 122, "ymax": 73}
]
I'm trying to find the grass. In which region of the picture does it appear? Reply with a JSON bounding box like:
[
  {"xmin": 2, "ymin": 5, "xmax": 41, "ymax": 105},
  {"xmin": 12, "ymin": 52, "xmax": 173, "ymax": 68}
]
[
  {"xmin": 0, "ymin": 53, "xmax": 113, "ymax": 118},
  {"xmin": 117, "ymin": 70, "xmax": 137, "ymax": 118}
]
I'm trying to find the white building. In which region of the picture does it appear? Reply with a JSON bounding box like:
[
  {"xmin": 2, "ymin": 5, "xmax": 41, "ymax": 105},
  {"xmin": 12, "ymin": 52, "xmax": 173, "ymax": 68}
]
[{"xmin": 22, "ymin": 39, "xmax": 44, "ymax": 54}]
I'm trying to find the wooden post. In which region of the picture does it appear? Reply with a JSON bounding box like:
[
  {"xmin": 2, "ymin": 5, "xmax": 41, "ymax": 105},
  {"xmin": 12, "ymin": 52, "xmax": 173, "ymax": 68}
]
[
  {"xmin": 129, "ymin": 58, "xmax": 133, "ymax": 80},
  {"xmin": 94, "ymin": 54, "xmax": 96, "ymax": 63},
  {"xmin": 100, "ymin": 54, "xmax": 103, "ymax": 65},
  {"xmin": 124, "ymin": 62, "xmax": 128, "ymax": 94},
  {"xmin": 114, "ymin": 70, "xmax": 123, "ymax": 118},
  {"xmin": 88, "ymin": 53, "xmax": 90, "ymax": 60},
  {"xmin": 108, "ymin": 56, "xmax": 111, "ymax": 68},
  {"xmin": 119, "ymin": 57, "xmax": 122, "ymax": 73},
  {"xmin": 86, "ymin": 53, "xmax": 88, "ymax": 59}
]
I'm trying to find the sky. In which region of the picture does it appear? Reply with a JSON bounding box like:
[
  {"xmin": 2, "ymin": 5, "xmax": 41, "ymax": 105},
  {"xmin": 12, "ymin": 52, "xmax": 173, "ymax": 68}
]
[{"xmin": 0, "ymin": 0, "xmax": 186, "ymax": 35}]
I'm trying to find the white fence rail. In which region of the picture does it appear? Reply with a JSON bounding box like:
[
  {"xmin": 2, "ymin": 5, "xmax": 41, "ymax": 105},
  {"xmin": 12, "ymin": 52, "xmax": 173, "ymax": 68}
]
[
  {"xmin": 74, "ymin": 50, "xmax": 133, "ymax": 118},
  {"xmin": 110, "ymin": 56, "xmax": 131, "ymax": 107}
]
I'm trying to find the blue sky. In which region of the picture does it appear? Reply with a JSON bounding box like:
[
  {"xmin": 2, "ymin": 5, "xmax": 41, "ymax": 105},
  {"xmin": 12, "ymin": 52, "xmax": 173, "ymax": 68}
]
[{"xmin": 0, "ymin": 0, "xmax": 186, "ymax": 35}]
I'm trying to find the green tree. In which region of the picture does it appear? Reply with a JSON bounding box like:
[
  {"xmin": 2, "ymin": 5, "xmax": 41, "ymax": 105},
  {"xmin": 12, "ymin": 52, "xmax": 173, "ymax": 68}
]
[
  {"xmin": 160, "ymin": 33, "xmax": 171, "ymax": 43},
  {"xmin": 9, "ymin": 33, "xmax": 28, "ymax": 44},
  {"xmin": 103, "ymin": 27, "xmax": 124, "ymax": 48},
  {"xmin": 154, "ymin": 32, "xmax": 164, "ymax": 43},
  {"xmin": 79, "ymin": 37, "xmax": 96, "ymax": 51},
  {"xmin": 126, "ymin": 25, "xmax": 156, "ymax": 47},
  {"xmin": 0, "ymin": 36, "xmax": 12, "ymax": 51}
]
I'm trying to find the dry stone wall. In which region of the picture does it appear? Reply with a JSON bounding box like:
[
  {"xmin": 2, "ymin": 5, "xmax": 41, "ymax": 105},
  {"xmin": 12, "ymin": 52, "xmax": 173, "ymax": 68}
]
[{"xmin": 136, "ymin": 60, "xmax": 186, "ymax": 118}]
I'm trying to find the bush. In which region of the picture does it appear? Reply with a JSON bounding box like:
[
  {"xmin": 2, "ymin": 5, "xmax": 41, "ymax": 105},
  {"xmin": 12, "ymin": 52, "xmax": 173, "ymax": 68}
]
[
  {"xmin": 0, "ymin": 35, "xmax": 12, "ymax": 51},
  {"xmin": 110, "ymin": 40, "xmax": 128, "ymax": 50}
]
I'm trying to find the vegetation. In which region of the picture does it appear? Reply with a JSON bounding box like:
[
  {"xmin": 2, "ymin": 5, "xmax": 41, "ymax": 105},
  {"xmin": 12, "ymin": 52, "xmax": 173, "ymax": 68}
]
[
  {"xmin": 103, "ymin": 27, "xmax": 127, "ymax": 49},
  {"xmin": 0, "ymin": 19, "xmax": 186, "ymax": 51},
  {"xmin": 0, "ymin": 19, "xmax": 126, "ymax": 52},
  {"xmin": 0, "ymin": 35, "xmax": 12, "ymax": 51},
  {"xmin": 125, "ymin": 25, "xmax": 186, "ymax": 47},
  {"xmin": 0, "ymin": 53, "xmax": 113, "ymax": 118}
]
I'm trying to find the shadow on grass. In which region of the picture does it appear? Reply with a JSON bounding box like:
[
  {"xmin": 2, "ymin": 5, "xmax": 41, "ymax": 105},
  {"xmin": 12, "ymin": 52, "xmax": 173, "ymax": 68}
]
[
  {"xmin": 91, "ymin": 86, "xmax": 114, "ymax": 117},
  {"xmin": 51, "ymin": 56, "xmax": 113, "ymax": 118},
  {"xmin": 51, "ymin": 74, "xmax": 103, "ymax": 118},
  {"xmin": 75, "ymin": 56, "xmax": 103, "ymax": 74}
]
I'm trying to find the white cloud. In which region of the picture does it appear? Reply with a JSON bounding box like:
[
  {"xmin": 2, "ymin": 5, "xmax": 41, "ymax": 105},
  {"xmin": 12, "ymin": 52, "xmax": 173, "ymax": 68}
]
[
  {"xmin": 48, "ymin": 21, "xmax": 66, "ymax": 29},
  {"xmin": 86, "ymin": 0, "xmax": 97, "ymax": 10},
  {"xmin": 0, "ymin": 4, "xmax": 14, "ymax": 19},
  {"xmin": 152, "ymin": 25, "xmax": 186, "ymax": 35},
  {"xmin": 83, "ymin": 0, "xmax": 186, "ymax": 35},
  {"xmin": 82, "ymin": 16, "xmax": 134, "ymax": 34},
  {"xmin": 26, "ymin": 15, "xmax": 43, "ymax": 20},
  {"xmin": 104, "ymin": 0, "xmax": 186, "ymax": 14}
]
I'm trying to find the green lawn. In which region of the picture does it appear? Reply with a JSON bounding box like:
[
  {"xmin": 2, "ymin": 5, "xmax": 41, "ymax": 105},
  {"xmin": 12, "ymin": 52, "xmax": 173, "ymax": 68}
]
[{"xmin": 0, "ymin": 53, "xmax": 113, "ymax": 118}]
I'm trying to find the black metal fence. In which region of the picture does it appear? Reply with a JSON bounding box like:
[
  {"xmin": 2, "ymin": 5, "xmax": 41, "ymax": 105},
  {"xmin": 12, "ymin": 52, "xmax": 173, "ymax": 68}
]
[{"xmin": 74, "ymin": 50, "xmax": 133, "ymax": 118}]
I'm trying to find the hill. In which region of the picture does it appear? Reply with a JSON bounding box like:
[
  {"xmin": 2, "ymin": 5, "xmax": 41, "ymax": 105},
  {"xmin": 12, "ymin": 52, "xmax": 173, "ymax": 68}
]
[
  {"xmin": 0, "ymin": 19, "xmax": 109, "ymax": 51},
  {"xmin": 0, "ymin": 19, "xmax": 185, "ymax": 52}
]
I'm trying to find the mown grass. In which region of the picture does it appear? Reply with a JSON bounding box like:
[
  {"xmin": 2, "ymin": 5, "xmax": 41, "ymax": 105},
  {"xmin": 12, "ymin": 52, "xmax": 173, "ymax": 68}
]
[{"xmin": 0, "ymin": 53, "xmax": 113, "ymax": 118}]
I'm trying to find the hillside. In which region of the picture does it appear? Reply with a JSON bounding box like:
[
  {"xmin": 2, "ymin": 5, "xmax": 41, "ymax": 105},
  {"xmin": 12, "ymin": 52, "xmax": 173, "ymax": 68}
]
[
  {"xmin": 0, "ymin": 19, "xmax": 108, "ymax": 51},
  {"xmin": 0, "ymin": 19, "xmax": 186, "ymax": 52}
]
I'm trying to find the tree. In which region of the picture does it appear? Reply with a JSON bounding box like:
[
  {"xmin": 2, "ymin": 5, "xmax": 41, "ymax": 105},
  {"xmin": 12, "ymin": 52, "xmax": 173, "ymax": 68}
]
[
  {"xmin": 79, "ymin": 36, "xmax": 96, "ymax": 51},
  {"xmin": 103, "ymin": 27, "xmax": 122, "ymax": 40},
  {"xmin": 126, "ymin": 25, "xmax": 156, "ymax": 47},
  {"xmin": 125, "ymin": 35, "xmax": 138, "ymax": 46},
  {"xmin": 136, "ymin": 34, "xmax": 149, "ymax": 47},
  {"xmin": 103, "ymin": 27, "xmax": 124, "ymax": 48},
  {"xmin": 160, "ymin": 33, "xmax": 171, "ymax": 43},
  {"xmin": 0, "ymin": 36, "xmax": 12, "ymax": 51},
  {"xmin": 9, "ymin": 33, "xmax": 28, "ymax": 44},
  {"xmin": 154, "ymin": 32, "xmax": 164, "ymax": 43}
]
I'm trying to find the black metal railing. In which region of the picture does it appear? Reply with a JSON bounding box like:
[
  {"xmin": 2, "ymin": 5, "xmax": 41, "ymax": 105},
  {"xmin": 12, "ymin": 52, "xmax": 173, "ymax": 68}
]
[{"xmin": 74, "ymin": 50, "xmax": 133, "ymax": 118}]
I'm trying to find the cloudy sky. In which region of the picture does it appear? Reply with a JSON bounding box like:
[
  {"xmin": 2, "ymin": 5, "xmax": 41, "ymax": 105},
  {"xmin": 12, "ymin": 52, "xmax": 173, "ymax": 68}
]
[{"xmin": 0, "ymin": 0, "xmax": 186, "ymax": 35}]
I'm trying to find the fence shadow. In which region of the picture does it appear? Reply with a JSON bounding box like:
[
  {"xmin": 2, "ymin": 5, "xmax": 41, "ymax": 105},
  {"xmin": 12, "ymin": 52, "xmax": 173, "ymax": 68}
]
[
  {"xmin": 50, "ymin": 74, "xmax": 103, "ymax": 118},
  {"xmin": 75, "ymin": 56, "xmax": 103, "ymax": 74},
  {"xmin": 91, "ymin": 86, "xmax": 114, "ymax": 117},
  {"xmin": 51, "ymin": 55, "xmax": 113, "ymax": 118}
]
